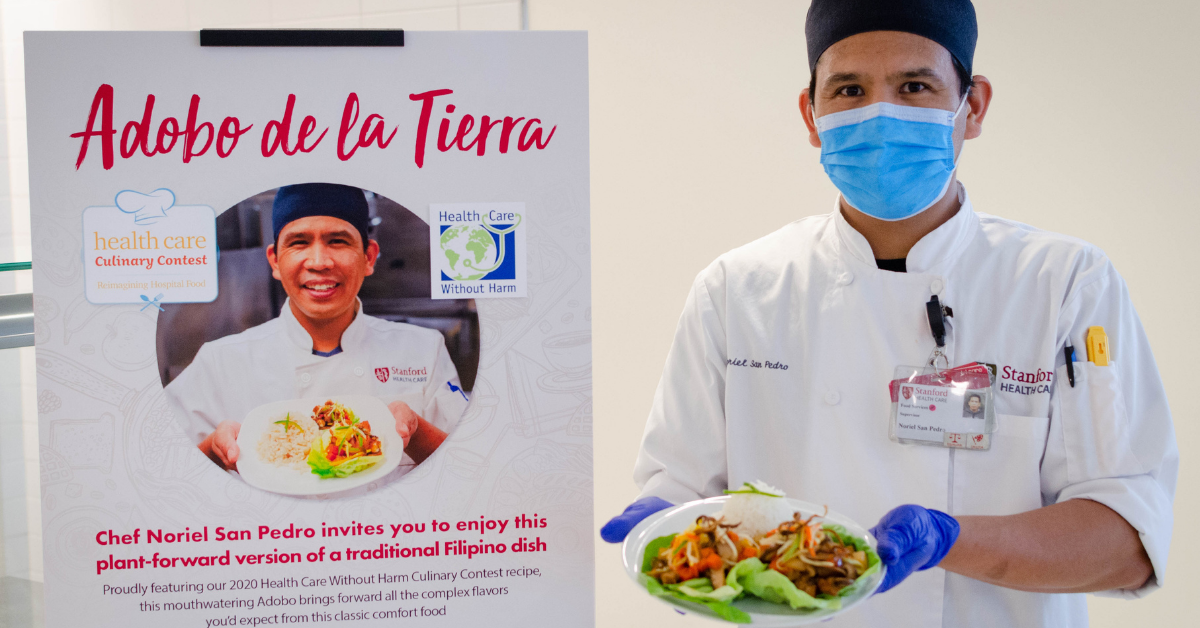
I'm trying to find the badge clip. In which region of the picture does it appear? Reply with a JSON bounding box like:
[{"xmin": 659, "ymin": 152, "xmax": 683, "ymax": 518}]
[{"xmin": 926, "ymin": 296, "xmax": 951, "ymax": 374}]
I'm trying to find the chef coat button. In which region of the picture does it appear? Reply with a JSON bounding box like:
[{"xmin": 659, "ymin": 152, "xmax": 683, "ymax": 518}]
[
  {"xmin": 931, "ymin": 279, "xmax": 945, "ymax": 294},
  {"xmin": 354, "ymin": 367, "xmax": 364, "ymax": 376},
  {"xmin": 824, "ymin": 391, "xmax": 840, "ymax": 405},
  {"xmin": 300, "ymin": 373, "xmax": 312, "ymax": 385},
  {"xmin": 837, "ymin": 272, "xmax": 854, "ymax": 286}
]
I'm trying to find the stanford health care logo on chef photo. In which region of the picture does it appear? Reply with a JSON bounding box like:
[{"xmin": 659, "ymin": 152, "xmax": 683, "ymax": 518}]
[
  {"xmin": 374, "ymin": 365, "xmax": 427, "ymax": 384},
  {"xmin": 429, "ymin": 202, "xmax": 527, "ymax": 300}
]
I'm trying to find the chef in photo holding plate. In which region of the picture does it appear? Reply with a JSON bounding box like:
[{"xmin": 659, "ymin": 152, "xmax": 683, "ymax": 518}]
[
  {"xmin": 165, "ymin": 183, "xmax": 468, "ymax": 471},
  {"xmin": 602, "ymin": 0, "xmax": 1178, "ymax": 626}
]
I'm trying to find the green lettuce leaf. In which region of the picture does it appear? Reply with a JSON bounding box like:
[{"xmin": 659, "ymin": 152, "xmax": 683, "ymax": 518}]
[
  {"xmin": 639, "ymin": 534, "xmax": 751, "ymax": 622},
  {"xmin": 741, "ymin": 569, "xmax": 841, "ymax": 610},
  {"xmin": 641, "ymin": 534, "xmax": 677, "ymax": 573},
  {"xmin": 725, "ymin": 556, "xmax": 767, "ymax": 591},
  {"xmin": 306, "ymin": 434, "xmax": 383, "ymax": 478},
  {"xmin": 639, "ymin": 574, "xmax": 752, "ymax": 624}
]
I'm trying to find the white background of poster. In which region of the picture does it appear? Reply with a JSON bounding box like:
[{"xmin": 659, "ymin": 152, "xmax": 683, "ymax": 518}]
[
  {"xmin": 0, "ymin": 2, "xmax": 1196, "ymax": 628},
  {"xmin": 25, "ymin": 30, "xmax": 590, "ymax": 628}
]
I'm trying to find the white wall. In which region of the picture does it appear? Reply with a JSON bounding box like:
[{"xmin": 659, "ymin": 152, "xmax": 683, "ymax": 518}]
[
  {"xmin": 528, "ymin": 1, "xmax": 1199, "ymax": 628},
  {"xmin": 0, "ymin": 0, "xmax": 521, "ymax": 585}
]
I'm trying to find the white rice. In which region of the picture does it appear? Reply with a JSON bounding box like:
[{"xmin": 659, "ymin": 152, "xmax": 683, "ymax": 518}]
[
  {"xmin": 720, "ymin": 493, "xmax": 794, "ymax": 539},
  {"xmin": 256, "ymin": 413, "xmax": 319, "ymax": 469}
]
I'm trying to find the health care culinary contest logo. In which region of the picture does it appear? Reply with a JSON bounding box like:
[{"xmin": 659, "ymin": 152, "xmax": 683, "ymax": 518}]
[
  {"xmin": 82, "ymin": 188, "xmax": 217, "ymax": 306},
  {"xmin": 429, "ymin": 202, "xmax": 527, "ymax": 300}
]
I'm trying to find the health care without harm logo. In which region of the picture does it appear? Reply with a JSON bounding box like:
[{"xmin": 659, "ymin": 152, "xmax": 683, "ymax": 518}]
[{"xmin": 375, "ymin": 366, "xmax": 428, "ymax": 383}]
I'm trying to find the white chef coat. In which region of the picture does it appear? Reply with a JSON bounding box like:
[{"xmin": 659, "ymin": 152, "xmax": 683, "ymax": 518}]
[
  {"xmin": 633, "ymin": 187, "xmax": 1177, "ymax": 628},
  {"xmin": 166, "ymin": 299, "xmax": 468, "ymax": 448}
]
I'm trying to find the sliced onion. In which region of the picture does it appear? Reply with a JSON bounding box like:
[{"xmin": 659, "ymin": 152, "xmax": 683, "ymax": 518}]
[{"xmin": 797, "ymin": 554, "xmax": 837, "ymax": 568}]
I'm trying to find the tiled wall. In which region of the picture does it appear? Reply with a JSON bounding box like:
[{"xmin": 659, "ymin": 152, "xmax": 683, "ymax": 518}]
[{"xmin": 0, "ymin": 0, "xmax": 522, "ymax": 584}]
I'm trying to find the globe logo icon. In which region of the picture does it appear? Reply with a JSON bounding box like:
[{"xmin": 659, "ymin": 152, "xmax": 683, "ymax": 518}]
[
  {"xmin": 438, "ymin": 215, "xmax": 522, "ymax": 281},
  {"xmin": 440, "ymin": 224, "xmax": 496, "ymax": 280}
]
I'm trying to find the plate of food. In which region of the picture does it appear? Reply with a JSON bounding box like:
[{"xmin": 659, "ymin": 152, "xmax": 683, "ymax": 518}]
[
  {"xmin": 622, "ymin": 482, "xmax": 885, "ymax": 625},
  {"xmin": 236, "ymin": 396, "xmax": 402, "ymax": 496}
]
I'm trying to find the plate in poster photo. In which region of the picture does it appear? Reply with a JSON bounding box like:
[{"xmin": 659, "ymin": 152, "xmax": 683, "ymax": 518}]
[
  {"xmin": 236, "ymin": 396, "xmax": 403, "ymax": 496},
  {"xmin": 622, "ymin": 496, "xmax": 886, "ymax": 625}
]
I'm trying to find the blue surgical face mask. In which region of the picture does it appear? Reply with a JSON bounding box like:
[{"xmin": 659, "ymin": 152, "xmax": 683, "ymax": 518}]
[{"xmin": 815, "ymin": 95, "xmax": 969, "ymax": 221}]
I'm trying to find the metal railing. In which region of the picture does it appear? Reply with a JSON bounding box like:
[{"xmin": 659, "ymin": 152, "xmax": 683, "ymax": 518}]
[{"xmin": 0, "ymin": 261, "xmax": 33, "ymax": 349}]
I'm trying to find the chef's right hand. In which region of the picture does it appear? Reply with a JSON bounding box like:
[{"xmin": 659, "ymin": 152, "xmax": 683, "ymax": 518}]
[
  {"xmin": 201, "ymin": 420, "xmax": 241, "ymax": 471},
  {"xmin": 600, "ymin": 497, "xmax": 674, "ymax": 543},
  {"xmin": 388, "ymin": 401, "xmax": 420, "ymax": 449}
]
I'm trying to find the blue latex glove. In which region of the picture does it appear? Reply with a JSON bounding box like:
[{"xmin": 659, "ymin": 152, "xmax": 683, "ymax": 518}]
[
  {"xmin": 869, "ymin": 504, "xmax": 960, "ymax": 594},
  {"xmin": 599, "ymin": 496, "xmax": 674, "ymax": 543}
]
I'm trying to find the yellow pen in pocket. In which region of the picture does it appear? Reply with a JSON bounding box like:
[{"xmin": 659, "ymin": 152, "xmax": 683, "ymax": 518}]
[{"xmin": 1086, "ymin": 326, "xmax": 1110, "ymax": 366}]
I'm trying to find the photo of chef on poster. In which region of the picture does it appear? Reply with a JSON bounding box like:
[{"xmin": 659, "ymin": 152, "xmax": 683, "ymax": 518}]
[
  {"xmin": 26, "ymin": 31, "xmax": 591, "ymax": 628},
  {"xmin": 161, "ymin": 183, "xmax": 471, "ymax": 492}
]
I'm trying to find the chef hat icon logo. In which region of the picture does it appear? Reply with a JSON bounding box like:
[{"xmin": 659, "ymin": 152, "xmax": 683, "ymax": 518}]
[{"xmin": 115, "ymin": 188, "xmax": 175, "ymax": 225}]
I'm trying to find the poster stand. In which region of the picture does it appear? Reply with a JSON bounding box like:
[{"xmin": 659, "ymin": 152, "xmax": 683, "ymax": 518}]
[
  {"xmin": 26, "ymin": 30, "xmax": 591, "ymax": 627},
  {"xmin": 199, "ymin": 29, "xmax": 405, "ymax": 47}
]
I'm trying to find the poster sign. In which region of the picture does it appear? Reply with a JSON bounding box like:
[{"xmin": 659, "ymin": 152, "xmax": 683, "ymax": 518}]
[{"xmin": 26, "ymin": 31, "xmax": 592, "ymax": 628}]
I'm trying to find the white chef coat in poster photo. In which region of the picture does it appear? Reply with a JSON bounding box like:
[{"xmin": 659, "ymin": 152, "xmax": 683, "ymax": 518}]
[{"xmin": 165, "ymin": 297, "xmax": 469, "ymax": 461}]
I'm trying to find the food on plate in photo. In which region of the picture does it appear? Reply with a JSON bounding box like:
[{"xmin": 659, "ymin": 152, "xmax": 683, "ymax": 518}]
[
  {"xmin": 255, "ymin": 400, "xmax": 386, "ymax": 479},
  {"xmin": 306, "ymin": 400, "xmax": 385, "ymax": 478},
  {"xmin": 256, "ymin": 412, "xmax": 320, "ymax": 469},
  {"xmin": 638, "ymin": 482, "xmax": 881, "ymax": 623}
]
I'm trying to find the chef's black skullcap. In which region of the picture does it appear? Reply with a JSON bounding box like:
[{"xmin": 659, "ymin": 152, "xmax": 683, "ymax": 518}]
[
  {"xmin": 272, "ymin": 183, "xmax": 371, "ymax": 246},
  {"xmin": 806, "ymin": 0, "xmax": 978, "ymax": 76}
]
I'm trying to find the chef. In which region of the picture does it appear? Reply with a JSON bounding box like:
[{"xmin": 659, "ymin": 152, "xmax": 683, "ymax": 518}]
[
  {"xmin": 165, "ymin": 183, "xmax": 468, "ymax": 470},
  {"xmin": 601, "ymin": 1, "xmax": 1177, "ymax": 626}
]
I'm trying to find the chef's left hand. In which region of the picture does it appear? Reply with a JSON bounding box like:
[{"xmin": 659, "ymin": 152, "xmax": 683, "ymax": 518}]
[
  {"xmin": 388, "ymin": 401, "xmax": 420, "ymax": 449},
  {"xmin": 870, "ymin": 504, "xmax": 960, "ymax": 594}
]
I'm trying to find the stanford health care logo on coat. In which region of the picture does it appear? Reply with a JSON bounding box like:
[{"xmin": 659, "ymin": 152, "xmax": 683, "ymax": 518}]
[
  {"xmin": 375, "ymin": 366, "xmax": 428, "ymax": 383},
  {"xmin": 430, "ymin": 202, "xmax": 527, "ymax": 299}
]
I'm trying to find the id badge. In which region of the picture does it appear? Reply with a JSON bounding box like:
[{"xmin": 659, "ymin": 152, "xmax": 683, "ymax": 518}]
[{"xmin": 888, "ymin": 362, "xmax": 997, "ymax": 450}]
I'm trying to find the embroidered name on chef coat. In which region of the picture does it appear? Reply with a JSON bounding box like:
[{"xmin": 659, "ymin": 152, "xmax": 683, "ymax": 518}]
[{"xmin": 726, "ymin": 358, "xmax": 790, "ymax": 371}]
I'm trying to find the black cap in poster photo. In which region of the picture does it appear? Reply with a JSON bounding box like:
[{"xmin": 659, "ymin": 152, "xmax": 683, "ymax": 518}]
[{"xmin": 272, "ymin": 182, "xmax": 372, "ymax": 245}]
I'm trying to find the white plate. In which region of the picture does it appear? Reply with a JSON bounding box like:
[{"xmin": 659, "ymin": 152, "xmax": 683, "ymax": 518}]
[
  {"xmin": 622, "ymin": 496, "xmax": 886, "ymax": 625},
  {"xmin": 236, "ymin": 396, "xmax": 402, "ymax": 496}
]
